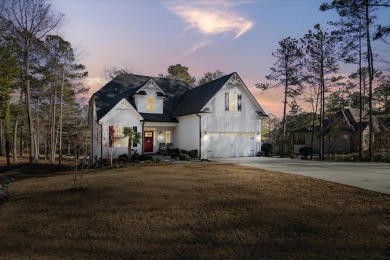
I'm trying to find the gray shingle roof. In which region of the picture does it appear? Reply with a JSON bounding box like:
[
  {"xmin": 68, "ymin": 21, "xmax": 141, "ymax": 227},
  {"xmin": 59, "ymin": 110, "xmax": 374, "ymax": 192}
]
[
  {"xmin": 93, "ymin": 74, "xmax": 193, "ymax": 121},
  {"xmin": 139, "ymin": 113, "xmax": 178, "ymax": 122},
  {"xmin": 172, "ymin": 73, "xmax": 234, "ymax": 117}
]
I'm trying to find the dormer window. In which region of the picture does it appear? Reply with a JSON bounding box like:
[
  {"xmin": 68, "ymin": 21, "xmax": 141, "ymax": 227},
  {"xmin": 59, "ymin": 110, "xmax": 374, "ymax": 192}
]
[
  {"xmin": 225, "ymin": 93, "xmax": 242, "ymax": 112},
  {"xmin": 147, "ymin": 96, "xmax": 154, "ymax": 112}
]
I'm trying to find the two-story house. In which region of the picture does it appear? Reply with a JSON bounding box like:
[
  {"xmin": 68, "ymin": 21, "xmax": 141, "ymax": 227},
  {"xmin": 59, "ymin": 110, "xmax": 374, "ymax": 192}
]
[{"xmin": 88, "ymin": 72, "xmax": 267, "ymax": 162}]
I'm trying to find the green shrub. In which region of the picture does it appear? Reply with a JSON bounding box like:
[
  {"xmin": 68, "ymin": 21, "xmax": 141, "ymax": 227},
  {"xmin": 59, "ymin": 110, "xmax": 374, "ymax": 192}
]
[
  {"xmin": 138, "ymin": 155, "xmax": 153, "ymax": 161},
  {"xmin": 256, "ymin": 151, "xmax": 265, "ymax": 157},
  {"xmin": 261, "ymin": 143, "xmax": 273, "ymax": 157},
  {"xmin": 0, "ymin": 173, "xmax": 14, "ymax": 203},
  {"xmin": 171, "ymin": 153, "xmax": 179, "ymax": 159},
  {"xmin": 373, "ymin": 152, "xmax": 390, "ymax": 163},
  {"xmin": 117, "ymin": 154, "xmax": 128, "ymax": 163},
  {"xmin": 189, "ymin": 150, "xmax": 198, "ymax": 159},
  {"xmin": 299, "ymin": 146, "xmax": 312, "ymax": 159},
  {"xmin": 179, "ymin": 154, "xmax": 190, "ymax": 161}
]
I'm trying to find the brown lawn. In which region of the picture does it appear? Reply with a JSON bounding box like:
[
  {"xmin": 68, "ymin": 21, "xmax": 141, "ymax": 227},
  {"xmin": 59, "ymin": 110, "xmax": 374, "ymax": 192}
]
[{"xmin": 1, "ymin": 162, "xmax": 389, "ymax": 259}]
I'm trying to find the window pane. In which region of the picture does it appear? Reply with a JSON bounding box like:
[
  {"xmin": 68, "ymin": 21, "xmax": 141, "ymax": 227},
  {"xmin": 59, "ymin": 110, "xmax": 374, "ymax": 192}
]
[
  {"xmin": 238, "ymin": 94, "xmax": 242, "ymax": 111},
  {"xmin": 147, "ymin": 96, "xmax": 154, "ymax": 112},
  {"xmin": 229, "ymin": 93, "xmax": 237, "ymax": 111},
  {"xmin": 166, "ymin": 131, "xmax": 171, "ymax": 143},
  {"xmin": 225, "ymin": 93, "xmax": 229, "ymax": 111}
]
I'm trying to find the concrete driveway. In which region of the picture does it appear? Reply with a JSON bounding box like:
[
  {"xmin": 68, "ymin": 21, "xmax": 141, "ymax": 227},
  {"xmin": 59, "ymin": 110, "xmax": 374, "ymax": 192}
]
[{"xmin": 213, "ymin": 157, "xmax": 390, "ymax": 195}]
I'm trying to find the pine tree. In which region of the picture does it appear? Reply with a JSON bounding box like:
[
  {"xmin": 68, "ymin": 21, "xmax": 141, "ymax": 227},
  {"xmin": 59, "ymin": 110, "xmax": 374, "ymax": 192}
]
[{"xmin": 256, "ymin": 37, "xmax": 303, "ymax": 157}]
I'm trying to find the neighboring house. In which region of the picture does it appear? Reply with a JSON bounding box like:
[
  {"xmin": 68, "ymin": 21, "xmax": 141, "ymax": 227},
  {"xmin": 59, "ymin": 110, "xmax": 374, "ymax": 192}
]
[
  {"xmin": 292, "ymin": 108, "xmax": 389, "ymax": 155},
  {"xmin": 88, "ymin": 72, "xmax": 267, "ymax": 162}
]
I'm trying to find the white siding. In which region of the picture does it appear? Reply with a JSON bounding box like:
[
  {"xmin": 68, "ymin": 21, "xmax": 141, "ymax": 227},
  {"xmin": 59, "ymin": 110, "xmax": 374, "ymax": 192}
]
[
  {"xmin": 99, "ymin": 99, "xmax": 143, "ymax": 159},
  {"xmin": 134, "ymin": 94, "xmax": 164, "ymax": 114},
  {"xmin": 173, "ymin": 114, "xmax": 200, "ymax": 151},
  {"xmin": 134, "ymin": 80, "xmax": 164, "ymax": 114},
  {"xmin": 200, "ymin": 81, "xmax": 262, "ymax": 158}
]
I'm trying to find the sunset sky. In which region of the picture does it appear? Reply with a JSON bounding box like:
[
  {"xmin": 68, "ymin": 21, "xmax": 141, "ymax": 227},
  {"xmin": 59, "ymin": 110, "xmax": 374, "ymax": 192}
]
[{"xmin": 49, "ymin": 0, "xmax": 346, "ymax": 117}]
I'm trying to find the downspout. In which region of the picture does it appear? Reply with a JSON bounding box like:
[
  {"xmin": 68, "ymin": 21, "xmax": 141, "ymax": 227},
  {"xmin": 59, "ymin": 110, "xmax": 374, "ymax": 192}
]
[
  {"xmin": 196, "ymin": 113, "xmax": 202, "ymax": 160},
  {"xmin": 91, "ymin": 120, "xmax": 94, "ymax": 165},
  {"xmin": 98, "ymin": 122, "xmax": 103, "ymax": 163},
  {"xmin": 142, "ymin": 121, "xmax": 145, "ymax": 154}
]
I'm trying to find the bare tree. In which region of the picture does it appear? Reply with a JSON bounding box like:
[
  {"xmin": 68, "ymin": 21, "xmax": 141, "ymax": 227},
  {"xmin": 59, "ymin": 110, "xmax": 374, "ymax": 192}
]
[
  {"xmin": 1, "ymin": 0, "xmax": 64, "ymax": 162},
  {"xmin": 103, "ymin": 66, "xmax": 133, "ymax": 81}
]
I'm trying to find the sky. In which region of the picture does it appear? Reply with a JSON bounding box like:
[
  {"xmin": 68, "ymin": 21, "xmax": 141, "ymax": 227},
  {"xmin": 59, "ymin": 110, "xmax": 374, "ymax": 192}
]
[{"xmin": 49, "ymin": 0, "xmax": 348, "ymax": 117}]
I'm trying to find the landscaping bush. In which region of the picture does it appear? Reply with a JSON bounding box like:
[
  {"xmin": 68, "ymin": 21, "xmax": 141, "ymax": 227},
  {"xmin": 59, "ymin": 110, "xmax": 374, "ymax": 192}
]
[
  {"xmin": 256, "ymin": 151, "xmax": 265, "ymax": 157},
  {"xmin": 180, "ymin": 150, "xmax": 189, "ymax": 155},
  {"xmin": 171, "ymin": 153, "xmax": 179, "ymax": 159},
  {"xmin": 179, "ymin": 154, "xmax": 190, "ymax": 161},
  {"xmin": 373, "ymin": 152, "xmax": 390, "ymax": 163},
  {"xmin": 261, "ymin": 143, "xmax": 273, "ymax": 157},
  {"xmin": 299, "ymin": 146, "xmax": 312, "ymax": 159},
  {"xmin": 0, "ymin": 173, "xmax": 14, "ymax": 203},
  {"xmin": 117, "ymin": 154, "xmax": 128, "ymax": 163},
  {"xmin": 189, "ymin": 150, "xmax": 198, "ymax": 159},
  {"xmin": 138, "ymin": 154, "xmax": 153, "ymax": 161}
]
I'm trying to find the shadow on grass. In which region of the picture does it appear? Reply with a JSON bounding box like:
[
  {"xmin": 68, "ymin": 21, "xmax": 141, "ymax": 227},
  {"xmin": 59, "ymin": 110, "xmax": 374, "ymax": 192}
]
[{"xmin": 3, "ymin": 163, "xmax": 73, "ymax": 180}]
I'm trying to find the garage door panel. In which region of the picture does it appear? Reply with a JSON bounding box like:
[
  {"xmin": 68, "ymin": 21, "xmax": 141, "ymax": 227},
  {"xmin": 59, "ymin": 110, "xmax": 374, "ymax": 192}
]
[{"xmin": 207, "ymin": 133, "xmax": 255, "ymax": 158}]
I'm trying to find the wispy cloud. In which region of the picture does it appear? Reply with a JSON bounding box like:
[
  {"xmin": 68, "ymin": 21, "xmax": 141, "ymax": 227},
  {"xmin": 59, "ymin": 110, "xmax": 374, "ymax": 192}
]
[
  {"xmin": 172, "ymin": 40, "xmax": 210, "ymax": 60},
  {"xmin": 167, "ymin": 1, "xmax": 254, "ymax": 39}
]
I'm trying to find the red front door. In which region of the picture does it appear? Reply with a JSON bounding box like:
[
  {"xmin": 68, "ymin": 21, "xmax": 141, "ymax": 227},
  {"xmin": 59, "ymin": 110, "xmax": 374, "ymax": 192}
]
[{"xmin": 144, "ymin": 131, "xmax": 153, "ymax": 153}]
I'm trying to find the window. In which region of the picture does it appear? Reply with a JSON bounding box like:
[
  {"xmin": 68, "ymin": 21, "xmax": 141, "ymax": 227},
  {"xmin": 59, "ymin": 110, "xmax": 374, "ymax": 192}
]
[
  {"xmin": 229, "ymin": 93, "xmax": 237, "ymax": 111},
  {"xmin": 133, "ymin": 127, "xmax": 138, "ymax": 147},
  {"xmin": 109, "ymin": 126, "xmax": 115, "ymax": 147},
  {"xmin": 225, "ymin": 93, "xmax": 229, "ymax": 111},
  {"xmin": 225, "ymin": 93, "xmax": 241, "ymax": 112},
  {"xmin": 147, "ymin": 96, "xmax": 154, "ymax": 112},
  {"xmin": 108, "ymin": 126, "xmax": 133, "ymax": 147},
  {"xmin": 165, "ymin": 131, "xmax": 171, "ymax": 143},
  {"xmin": 295, "ymin": 134, "xmax": 305, "ymax": 145}
]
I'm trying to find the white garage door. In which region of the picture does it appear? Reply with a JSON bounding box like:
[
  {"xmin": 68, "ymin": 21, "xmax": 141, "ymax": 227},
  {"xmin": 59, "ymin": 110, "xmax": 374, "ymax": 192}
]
[{"xmin": 207, "ymin": 133, "xmax": 255, "ymax": 158}]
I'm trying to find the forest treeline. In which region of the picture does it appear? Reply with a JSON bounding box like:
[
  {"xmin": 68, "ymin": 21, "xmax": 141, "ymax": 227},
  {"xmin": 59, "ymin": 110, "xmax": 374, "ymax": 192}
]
[
  {"xmin": 256, "ymin": 0, "xmax": 390, "ymax": 161},
  {"xmin": 0, "ymin": 0, "xmax": 89, "ymax": 166}
]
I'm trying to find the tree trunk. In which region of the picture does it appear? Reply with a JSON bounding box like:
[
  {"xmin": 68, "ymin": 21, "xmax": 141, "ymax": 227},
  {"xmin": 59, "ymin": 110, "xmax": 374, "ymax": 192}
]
[
  {"xmin": 13, "ymin": 117, "xmax": 18, "ymax": 162},
  {"xmin": 25, "ymin": 55, "xmax": 36, "ymax": 163},
  {"xmin": 281, "ymin": 81, "xmax": 288, "ymax": 158},
  {"xmin": 59, "ymin": 69, "xmax": 65, "ymax": 165},
  {"xmin": 50, "ymin": 90, "xmax": 57, "ymax": 164},
  {"xmin": 365, "ymin": 1, "xmax": 374, "ymax": 162},
  {"xmin": 0, "ymin": 121, "xmax": 3, "ymax": 156},
  {"xmin": 310, "ymin": 89, "xmax": 320, "ymax": 160}
]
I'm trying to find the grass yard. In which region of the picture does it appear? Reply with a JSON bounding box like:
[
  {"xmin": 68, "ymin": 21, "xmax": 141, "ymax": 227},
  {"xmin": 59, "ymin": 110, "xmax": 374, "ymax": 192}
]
[{"xmin": 1, "ymin": 162, "xmax": 389, "ymax": 259}]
